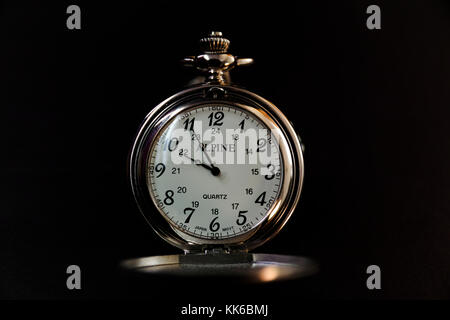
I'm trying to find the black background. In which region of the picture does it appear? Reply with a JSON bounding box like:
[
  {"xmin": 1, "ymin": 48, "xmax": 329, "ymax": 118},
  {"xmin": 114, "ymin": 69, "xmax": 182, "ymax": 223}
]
[{"xmin": 2, "ymin": 0, "xmax": 450, "ymax": 307}]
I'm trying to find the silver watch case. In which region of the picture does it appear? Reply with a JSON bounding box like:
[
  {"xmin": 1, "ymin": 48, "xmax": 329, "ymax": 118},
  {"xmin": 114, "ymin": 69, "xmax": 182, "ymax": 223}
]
[{"xmin": 129, "ymin": 83, "xmax": 304, "ymax": 252}]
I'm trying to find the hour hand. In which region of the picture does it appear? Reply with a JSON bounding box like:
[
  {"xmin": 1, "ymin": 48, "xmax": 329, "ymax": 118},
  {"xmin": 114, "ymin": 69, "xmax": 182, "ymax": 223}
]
[{"xmin": 184, "ymin": 155, "xmax": 220, "ymax": 177}]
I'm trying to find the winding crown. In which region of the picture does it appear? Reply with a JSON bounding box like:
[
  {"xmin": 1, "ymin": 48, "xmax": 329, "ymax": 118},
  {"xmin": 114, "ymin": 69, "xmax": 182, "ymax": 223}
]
[
  {"xmin": 199, "ymin": 31, "xmax": 230, "ymax": 53},
  {"xmin": 182, "ymin": 31, "xmax": 253, "ymax": 84}
]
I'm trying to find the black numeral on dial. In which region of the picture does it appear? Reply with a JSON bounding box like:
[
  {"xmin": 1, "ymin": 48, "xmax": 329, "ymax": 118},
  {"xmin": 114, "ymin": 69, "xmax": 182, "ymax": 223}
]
[
  {"xmin": 163, "ymin": 190, "xmax": 174, "ymax": 205},
  {"xmin": 172, "ymin": 167, "xmax": 181, "ymax": 174},
  {"xmin": 256, "ymin": 138, "xmax": 267, "ymax": 152},
  {"xmin": 209, "ymin": 217, "xmax": 220, "ymax": 232},
  {"xmin": 208, "ymin": 112, "xmax": 224, "ymax": 126},
  {"xmin": 167, "ymin": 138, "xmax": 179, "ymax": 151},
  {"xmin": 236, "ymin": 210, "xmax": 248, "ymax": 226},
  {"xmin": 155, "ymin": 163, "xmax": 165, "ymax": 178},
  {"xmin": 183, "ymin": 117, "xmax": 195, "ymax": 131},
  {"xmin": 183, "ymin": 208, "xmax": 195, "ymax": 223},
  {"xmin": 264, "ymin": 163, "xmax": 275, "ymax": 180},
  {"xmin": 255, "ymin": 192, "xmax": 267, "ymax": 206}
]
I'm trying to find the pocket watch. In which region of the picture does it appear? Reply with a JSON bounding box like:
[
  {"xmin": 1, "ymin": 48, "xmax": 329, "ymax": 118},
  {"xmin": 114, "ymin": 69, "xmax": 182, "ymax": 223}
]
[{"xmin": 128, "ymin": 32, "xmax": 305, "ymax": 258}]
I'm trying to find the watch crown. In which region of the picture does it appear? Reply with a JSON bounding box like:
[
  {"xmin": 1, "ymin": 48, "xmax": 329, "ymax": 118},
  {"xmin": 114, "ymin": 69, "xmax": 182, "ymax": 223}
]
[
  {"xmin": 182, "ymin": 31, "xmax": 253, "ymax": 84},
  {"xmin": 199, "ymin": 31, "xmax": 230, "ymax": 53}
]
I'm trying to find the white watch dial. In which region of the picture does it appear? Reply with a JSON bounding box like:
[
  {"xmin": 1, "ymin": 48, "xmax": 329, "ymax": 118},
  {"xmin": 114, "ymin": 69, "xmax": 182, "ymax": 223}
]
[{"xmin": 147, "ymin": 104, "xmax": 283, "ymax": 240}]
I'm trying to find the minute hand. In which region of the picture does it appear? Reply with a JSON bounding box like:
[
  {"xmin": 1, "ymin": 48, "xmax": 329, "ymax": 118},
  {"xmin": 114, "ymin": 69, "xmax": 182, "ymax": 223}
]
[{"xmin": 190, "ymin": 129, "xmax": 220, "ymax": 171}]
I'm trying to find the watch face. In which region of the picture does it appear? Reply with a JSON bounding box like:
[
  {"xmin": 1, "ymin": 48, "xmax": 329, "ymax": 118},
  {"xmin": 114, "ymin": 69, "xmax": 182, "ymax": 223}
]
[{"xmin": 146, "ymin": 103, "xmax": 284, "ymax": 241}]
